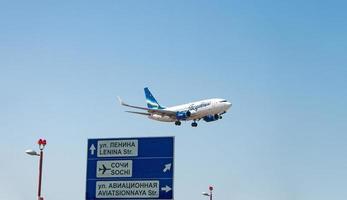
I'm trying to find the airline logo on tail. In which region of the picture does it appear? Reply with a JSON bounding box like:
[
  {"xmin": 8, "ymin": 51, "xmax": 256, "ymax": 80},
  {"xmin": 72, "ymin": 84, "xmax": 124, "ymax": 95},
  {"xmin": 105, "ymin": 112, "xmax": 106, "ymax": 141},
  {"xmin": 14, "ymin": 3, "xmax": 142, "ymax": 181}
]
[{"xmin": 144, "ymin": 87, "xmax": 165, "ymax": 109}]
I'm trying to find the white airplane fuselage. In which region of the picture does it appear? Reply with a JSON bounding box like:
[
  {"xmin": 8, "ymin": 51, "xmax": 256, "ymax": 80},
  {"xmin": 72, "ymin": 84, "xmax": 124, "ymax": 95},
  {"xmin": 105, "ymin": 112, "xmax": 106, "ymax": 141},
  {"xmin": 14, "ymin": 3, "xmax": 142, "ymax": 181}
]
[
  {"xmin": 148, "ymin": 98, "xmax": 232, "ymax": 122},
  {"xmin": 119, "ymin": 87, "xmax": 232, "ymax": 127}
]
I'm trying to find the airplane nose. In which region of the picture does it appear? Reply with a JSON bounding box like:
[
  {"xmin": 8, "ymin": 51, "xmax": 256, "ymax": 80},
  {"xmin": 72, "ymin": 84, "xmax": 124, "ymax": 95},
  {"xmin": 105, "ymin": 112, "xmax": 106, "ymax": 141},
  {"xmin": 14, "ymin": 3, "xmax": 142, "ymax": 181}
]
[{"xmin": 226, "ymin": 102, "xmax": 232, "ymax": 108}]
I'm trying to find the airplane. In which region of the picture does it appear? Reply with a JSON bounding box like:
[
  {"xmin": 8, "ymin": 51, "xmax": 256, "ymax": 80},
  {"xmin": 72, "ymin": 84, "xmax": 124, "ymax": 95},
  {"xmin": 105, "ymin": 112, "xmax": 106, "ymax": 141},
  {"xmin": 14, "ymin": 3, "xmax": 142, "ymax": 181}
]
[
  {"xmin": 99, "ymin": 164, "xmax": 111, "ymax": 174},
  {"xmin": 118, "ymin": 87, "xmax": 232, "ymax": 127}
]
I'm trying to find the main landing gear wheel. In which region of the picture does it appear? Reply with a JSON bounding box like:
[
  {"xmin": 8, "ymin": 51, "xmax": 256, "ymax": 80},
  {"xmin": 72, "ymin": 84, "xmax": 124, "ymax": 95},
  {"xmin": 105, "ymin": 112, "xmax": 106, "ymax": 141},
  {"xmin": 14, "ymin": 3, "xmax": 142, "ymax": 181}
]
[
  {"xmin": 191, "ymin": 122, "xmax": 198, "ymax": 127},
  {"xmin": 175, "ymin": 121, "xmax": 181, "ymax": 126}
]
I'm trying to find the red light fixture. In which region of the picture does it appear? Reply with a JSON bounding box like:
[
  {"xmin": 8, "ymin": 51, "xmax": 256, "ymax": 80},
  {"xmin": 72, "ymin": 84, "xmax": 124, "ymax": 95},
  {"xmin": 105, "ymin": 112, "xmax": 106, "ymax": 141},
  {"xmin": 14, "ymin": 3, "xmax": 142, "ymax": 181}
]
[{"xmin": 38, "ymin": 139, "xmax": 47, "ymax": 150}]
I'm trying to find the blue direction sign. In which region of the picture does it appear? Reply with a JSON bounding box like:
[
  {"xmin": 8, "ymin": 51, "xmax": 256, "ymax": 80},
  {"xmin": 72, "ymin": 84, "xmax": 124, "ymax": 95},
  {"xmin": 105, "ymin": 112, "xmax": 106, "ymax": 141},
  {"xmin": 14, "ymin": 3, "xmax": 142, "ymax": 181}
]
[{"xmin": 86, "ymin": 137, "xmax": 174, "ymax": 200}]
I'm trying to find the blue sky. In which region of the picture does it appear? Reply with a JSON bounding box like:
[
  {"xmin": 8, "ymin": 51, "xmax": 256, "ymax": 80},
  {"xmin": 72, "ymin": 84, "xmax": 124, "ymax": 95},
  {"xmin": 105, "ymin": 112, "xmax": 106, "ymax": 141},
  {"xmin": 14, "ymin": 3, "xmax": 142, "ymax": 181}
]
[{"xmin": 0, "ymin": 1, "xmax": 346, "ymax": 200}]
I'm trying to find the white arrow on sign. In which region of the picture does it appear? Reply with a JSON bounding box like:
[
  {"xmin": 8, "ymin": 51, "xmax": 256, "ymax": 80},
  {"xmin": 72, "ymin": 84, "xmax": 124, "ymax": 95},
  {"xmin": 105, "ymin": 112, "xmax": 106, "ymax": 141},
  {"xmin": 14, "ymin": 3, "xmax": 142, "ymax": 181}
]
[
  {"xmin": 161, "ymin": 185, "xmax": 172, "ymax": 193},
  {"xmin": 89, "ymin": 144, "xmax": 96, "ymax": 155},
  {"xmin": 163, "ymin": 163, "xmax": 172, "ymax": 172}
]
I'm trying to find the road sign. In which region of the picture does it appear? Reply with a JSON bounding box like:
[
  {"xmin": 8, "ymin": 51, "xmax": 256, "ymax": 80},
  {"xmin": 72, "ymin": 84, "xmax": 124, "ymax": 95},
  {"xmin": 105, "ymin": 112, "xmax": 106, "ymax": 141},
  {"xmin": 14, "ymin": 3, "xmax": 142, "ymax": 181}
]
[{"xmin": 86, "ymin": 137, "xmax": 174, "ymax": 200}]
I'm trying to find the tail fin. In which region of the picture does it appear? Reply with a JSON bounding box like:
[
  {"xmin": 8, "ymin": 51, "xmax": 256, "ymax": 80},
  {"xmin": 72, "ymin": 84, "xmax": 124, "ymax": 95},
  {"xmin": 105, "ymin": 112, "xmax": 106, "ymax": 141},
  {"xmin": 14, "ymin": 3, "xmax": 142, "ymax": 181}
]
[{"xmin": 144, "ymin": 87, "xmax": 165, "ymax": 109}]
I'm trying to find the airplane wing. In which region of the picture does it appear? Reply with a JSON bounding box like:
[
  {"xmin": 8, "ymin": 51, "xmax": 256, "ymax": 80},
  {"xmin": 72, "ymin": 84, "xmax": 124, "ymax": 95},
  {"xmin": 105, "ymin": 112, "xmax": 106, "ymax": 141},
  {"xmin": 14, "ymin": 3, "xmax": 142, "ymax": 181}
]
[
  {"xmin": 118, "ymin": 97, "xmax": 177, "ymax": 117},
  {"xmin": 148, "ymin": 109, "xmax": 176, "ymax": 116},
  {"xmin": 118, "ymin": 96, "xmax": 149, "ymax": 111},
  {"xmin": 125, "ymin": 111, "xmax": 151, "ymax": 116}
]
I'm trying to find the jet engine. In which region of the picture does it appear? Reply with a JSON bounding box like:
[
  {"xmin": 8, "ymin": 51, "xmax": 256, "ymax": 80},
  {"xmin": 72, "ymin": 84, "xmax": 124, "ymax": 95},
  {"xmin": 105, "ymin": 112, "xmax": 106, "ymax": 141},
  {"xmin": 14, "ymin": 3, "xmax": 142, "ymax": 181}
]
[
  {"xmin": 203, "ymin": 114, "xmax": 220, "ymax": 122},
  {"xmin": 176, "ymin": 110, "xmax": 191, "ymax": 120}
]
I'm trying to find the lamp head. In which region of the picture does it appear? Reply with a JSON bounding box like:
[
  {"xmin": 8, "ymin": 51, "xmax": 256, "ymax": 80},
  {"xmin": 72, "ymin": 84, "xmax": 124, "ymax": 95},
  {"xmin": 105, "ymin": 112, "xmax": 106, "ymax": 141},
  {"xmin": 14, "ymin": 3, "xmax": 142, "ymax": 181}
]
[
  {"xmin": 25, "ymin": 149, "xmax": 39, "ymax": 156},
  {"xmin": 38, "ymin": 139, "xmax": 47, "ymax": 150},
  {"xmin": 202, "ymin": 192, "xmax": 209, "ymax": 196}
]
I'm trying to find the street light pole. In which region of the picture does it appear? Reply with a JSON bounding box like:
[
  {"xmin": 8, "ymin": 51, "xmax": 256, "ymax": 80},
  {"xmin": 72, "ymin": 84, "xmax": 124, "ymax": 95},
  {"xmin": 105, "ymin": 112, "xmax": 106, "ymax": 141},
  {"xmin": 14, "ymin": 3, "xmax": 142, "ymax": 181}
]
[
  {"xmin": 209, "ymin": 186, "xmax": 213, "ymax": 200},
  {"xmin": 202, "ymin": 185, "xmax": 213, "ymax": 200},
  {"xmin": 37, "ymin": 139, "xmax": 46, "ymax": 200},
  {"xmin": 38, "ymin": 148, "xmax": 44, "ymax": 200},
  {"xmin": 26, "ymin": 139, "xmax": 47, "ymax": 200}
]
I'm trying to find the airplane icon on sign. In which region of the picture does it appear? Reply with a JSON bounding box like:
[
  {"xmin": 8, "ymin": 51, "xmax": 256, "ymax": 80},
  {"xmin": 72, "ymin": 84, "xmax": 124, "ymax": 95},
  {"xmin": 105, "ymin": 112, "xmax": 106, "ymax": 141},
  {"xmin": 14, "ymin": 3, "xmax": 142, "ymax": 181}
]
[{"xmin": 98, "ymin": 164, "xmax": 111, "ymax": 174}]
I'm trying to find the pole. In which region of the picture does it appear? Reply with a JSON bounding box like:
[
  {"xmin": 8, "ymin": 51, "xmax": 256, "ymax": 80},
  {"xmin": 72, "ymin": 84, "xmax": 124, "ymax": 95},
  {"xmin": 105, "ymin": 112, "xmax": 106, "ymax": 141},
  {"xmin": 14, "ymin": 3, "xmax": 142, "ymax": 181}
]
[
  {"xmin": 38, "ymin": 150, "xmax": 43, "ymax": 200},
  {"xmin": 209, "ymin": 186, "xmax": 213, "ymax": 200}
]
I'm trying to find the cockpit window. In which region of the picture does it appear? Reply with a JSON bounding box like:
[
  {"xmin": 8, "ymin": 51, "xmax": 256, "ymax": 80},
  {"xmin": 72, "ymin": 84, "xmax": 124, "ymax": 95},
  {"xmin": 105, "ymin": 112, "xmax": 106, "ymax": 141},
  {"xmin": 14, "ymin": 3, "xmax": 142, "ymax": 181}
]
[{"xmin": 220, "ymin": 100, "xmax": 227, "ymax": 103}]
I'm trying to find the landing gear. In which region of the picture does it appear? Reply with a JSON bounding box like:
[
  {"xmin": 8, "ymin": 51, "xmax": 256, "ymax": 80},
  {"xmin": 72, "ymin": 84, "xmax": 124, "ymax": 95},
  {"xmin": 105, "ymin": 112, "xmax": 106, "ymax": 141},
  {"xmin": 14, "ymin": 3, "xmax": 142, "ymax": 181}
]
[
  {"xmin": 214, "ymin": 114, "xmax": 220, "ymax": 120},
  {"xmin": 191, "ymin": 121, "xmax": 198, "ymax": 127},
  {"xmin": 175, "ymin": 121, "xmax": 181, "ymax": 126}
]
